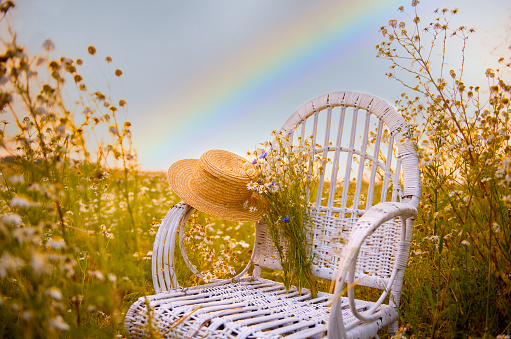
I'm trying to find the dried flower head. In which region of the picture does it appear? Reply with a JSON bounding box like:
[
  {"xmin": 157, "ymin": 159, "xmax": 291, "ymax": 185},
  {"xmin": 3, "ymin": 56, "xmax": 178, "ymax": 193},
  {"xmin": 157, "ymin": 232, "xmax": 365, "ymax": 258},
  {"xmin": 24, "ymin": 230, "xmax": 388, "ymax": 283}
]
[
  {"xmin": 49, "ymin": 60, "xmax": 59, "ymax": 70},
  {"xmin": 42, "ymin": 39, "xmax": 55, "ymax": 52}
]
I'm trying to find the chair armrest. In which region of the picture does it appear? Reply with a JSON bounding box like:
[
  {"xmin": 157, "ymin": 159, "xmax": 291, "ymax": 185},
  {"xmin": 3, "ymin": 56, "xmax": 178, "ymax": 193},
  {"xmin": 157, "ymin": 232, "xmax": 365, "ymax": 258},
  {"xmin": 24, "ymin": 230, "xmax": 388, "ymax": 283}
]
[
  {"xmin": 328, "ymin": 201, "xmax": 417, "ymax": 339},
  {"xmin": 152, "ymin": 202, "xmax": 258, "ymax": 293},
  {"xmin": 152, "ymin": 202, "xmax": 194, "ymax": 293}
]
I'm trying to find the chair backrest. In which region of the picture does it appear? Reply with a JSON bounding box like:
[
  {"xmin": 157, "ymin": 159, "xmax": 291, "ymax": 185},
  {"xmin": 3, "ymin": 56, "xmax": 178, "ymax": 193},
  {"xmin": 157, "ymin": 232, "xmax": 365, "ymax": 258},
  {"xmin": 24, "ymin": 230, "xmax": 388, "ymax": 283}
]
[{"xmin": 252, "ymin": 91, "xmax": 421, "ymax": 289}]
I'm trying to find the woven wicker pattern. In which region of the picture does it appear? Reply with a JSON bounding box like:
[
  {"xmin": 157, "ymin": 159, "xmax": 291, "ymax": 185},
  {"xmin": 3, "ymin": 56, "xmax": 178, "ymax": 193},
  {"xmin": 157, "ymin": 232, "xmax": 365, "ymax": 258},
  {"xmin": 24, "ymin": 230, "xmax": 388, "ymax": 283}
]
[
  {"xmin": 125, "ymin": 278, "xmax": 397, "ymax": 339},
  {"xmin": 126, "ymin": 92, "xmax": 421, "ymax": 339},
  {"xmin": 253, "ymin": 212, "xmax": 400, "ymax": 289}
]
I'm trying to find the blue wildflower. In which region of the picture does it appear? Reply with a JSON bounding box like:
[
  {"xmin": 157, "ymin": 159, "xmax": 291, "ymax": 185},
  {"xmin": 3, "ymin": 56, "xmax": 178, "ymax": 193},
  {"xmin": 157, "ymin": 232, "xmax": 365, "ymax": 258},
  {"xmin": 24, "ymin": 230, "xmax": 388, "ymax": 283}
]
[
  {"xmin": 283, "ymin": 217, "xmax": 290, "ymax": 223},
  {"xmin": 259, "ymin": 152, "xmax": 268, "ymax": 159},
  {"xmin": 252, "ymin": 159, "xmax": 257, "ymax": 164}
]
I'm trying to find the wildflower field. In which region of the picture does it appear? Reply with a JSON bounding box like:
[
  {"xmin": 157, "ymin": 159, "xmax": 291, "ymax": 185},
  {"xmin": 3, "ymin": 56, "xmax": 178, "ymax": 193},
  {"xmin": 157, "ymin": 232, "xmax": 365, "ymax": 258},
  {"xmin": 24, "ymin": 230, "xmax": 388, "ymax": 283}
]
[{"xmin": 1, "ymin": 1, "xmax": 511, "ymax": 338}]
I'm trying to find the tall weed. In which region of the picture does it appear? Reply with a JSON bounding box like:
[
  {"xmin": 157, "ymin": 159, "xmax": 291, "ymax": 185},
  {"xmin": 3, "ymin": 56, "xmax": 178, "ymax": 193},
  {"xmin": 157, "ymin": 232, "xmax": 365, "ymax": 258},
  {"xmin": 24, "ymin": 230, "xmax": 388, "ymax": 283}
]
[
  {"xmin": 377, "ymin": 2, "xmax": 511, "ymax": 337},
  {"xmin": 0, "ymin": 3, "xmax": 171, "ymax": 337}
]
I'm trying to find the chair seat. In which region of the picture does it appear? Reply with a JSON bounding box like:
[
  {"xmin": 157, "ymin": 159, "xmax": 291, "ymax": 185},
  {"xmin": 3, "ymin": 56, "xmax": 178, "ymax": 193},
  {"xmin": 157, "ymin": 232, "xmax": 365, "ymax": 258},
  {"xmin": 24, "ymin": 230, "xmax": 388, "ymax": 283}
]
[{"xmin": 125, "ymin": 278, "xmax": 398, "ymax": 338}]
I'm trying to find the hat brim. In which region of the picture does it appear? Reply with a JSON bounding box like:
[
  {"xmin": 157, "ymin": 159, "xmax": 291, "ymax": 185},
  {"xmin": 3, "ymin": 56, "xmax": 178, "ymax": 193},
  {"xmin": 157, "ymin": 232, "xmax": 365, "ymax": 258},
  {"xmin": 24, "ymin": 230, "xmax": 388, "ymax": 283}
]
[{"xmin": 167, "ymin": 159, "xmax": 261, "ymax": 222}]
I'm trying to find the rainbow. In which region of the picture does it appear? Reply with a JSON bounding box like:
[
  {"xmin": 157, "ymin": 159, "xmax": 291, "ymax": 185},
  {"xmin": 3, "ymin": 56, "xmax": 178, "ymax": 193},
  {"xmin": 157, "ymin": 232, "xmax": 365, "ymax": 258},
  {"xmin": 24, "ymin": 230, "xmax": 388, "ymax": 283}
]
[{"xmin": 141, "ymin": 0, "xmax": 431, "ymax": 170}]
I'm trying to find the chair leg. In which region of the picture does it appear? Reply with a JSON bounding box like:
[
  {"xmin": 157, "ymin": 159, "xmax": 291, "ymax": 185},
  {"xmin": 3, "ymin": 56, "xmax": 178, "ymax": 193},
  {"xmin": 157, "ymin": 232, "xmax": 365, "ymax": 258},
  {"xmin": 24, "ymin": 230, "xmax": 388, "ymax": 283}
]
[
  {"xmin": 253, "ymin": 264, "xmax": 261, "ymax": 279},
  {"xmin": 388, "ymin": 320, "xmax": 398, "ymax": 337}
]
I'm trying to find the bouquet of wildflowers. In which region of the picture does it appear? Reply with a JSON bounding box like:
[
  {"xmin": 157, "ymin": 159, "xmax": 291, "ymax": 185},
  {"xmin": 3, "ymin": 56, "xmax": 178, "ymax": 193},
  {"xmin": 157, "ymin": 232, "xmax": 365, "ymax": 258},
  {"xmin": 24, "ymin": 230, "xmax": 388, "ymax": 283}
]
[{"xmin": 246, "ymin": 131, "xmax": 323, "ymax": 296}]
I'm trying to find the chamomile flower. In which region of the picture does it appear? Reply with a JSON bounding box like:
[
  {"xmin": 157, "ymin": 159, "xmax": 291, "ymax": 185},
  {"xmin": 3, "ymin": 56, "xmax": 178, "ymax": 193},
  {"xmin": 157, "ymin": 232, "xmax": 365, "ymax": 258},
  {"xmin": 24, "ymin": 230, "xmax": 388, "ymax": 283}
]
[
  {"xmin": 49, "ymin": 316, "xmax": 70, "ymax": 331},
  {"xmin": 246, "ymin": 182, "xmax": 258, "ymax": 191}
]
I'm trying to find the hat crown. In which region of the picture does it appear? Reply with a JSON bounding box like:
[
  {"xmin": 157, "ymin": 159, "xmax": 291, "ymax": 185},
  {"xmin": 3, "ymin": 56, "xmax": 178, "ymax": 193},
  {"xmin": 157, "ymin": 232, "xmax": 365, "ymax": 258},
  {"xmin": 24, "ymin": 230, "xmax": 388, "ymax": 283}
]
[{"xmin": 200, "ymin": 150, "xmax": 256, "ymax": 181}]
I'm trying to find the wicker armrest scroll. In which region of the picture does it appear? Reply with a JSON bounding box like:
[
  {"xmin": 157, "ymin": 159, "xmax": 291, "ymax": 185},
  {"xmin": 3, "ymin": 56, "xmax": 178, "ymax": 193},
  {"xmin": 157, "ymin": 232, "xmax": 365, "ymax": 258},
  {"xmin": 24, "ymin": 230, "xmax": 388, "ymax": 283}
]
[
  {"xmin": 152, "ymin": 202, "xmax": 194, "ymax": 292},
  {"xmin": 153, "ymin": 202, "xmax": 259, "ymax": 293},
  {"xmin": 328, "ymin": 201, "xmax": 417, "ymax": 339}
]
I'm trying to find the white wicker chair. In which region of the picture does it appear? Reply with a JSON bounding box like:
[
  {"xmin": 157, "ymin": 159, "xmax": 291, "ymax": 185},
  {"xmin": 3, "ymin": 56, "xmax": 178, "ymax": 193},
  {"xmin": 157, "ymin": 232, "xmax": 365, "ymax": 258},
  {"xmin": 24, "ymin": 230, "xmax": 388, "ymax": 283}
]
[{"xmin": 125, "ymin": 91, "xmax": 421, "ymax": 339}]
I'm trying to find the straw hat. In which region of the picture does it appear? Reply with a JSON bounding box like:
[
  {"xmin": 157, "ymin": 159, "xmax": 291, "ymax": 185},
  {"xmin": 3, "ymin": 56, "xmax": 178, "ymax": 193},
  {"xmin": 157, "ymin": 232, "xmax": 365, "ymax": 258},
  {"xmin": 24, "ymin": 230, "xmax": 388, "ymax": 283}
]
[{"xmin": 167, "ymin": 149, "xmax": 261, "ymax": 222}]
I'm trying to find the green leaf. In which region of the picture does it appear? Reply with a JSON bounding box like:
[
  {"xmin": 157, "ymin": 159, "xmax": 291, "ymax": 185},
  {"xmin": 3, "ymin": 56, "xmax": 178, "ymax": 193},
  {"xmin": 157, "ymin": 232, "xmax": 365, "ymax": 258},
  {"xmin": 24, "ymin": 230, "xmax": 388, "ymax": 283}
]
[
  {"xmin": 425, "ymin": 283, "xmax": 436, "ymax": 311},
  {"xmin": 438, "ymin": 231, "xmax": 444, "ymax": 254}
]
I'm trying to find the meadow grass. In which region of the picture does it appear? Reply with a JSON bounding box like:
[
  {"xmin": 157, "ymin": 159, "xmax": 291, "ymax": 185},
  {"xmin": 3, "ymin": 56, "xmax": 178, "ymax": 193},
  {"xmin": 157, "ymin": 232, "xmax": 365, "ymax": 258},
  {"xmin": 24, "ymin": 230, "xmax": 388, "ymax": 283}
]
[{"xmin": 0, "ymin": 166, "xmax": 166, "ymax": 337}]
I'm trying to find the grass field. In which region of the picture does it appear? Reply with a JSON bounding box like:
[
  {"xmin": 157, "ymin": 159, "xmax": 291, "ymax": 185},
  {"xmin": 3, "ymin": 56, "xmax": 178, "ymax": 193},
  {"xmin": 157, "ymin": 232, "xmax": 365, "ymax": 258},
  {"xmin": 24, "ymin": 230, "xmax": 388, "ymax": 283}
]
[{"xmin": 2, "ymin": 163, "xmax": 509, "ymax": 338}]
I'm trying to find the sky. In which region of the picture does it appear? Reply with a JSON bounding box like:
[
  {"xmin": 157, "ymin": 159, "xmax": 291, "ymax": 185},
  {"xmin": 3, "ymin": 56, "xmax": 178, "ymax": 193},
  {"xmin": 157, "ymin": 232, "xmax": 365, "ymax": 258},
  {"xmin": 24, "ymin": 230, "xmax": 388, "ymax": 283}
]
[{"xmin": 5, "ymin": 0, "xmax": 511, "ymax": 170}]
